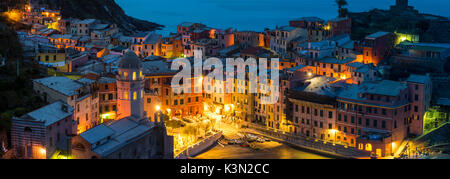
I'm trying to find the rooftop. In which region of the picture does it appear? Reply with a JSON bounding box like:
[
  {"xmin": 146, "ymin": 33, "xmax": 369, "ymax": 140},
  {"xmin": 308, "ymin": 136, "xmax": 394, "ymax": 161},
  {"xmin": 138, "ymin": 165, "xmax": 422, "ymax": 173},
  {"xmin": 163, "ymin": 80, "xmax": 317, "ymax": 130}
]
[
  {"xmin": 286, "ymin": 65, "xmax": 307, "ymax": 72},
  {"xmin": 406, "ymin": 74, "xmax": 430, "ymax": 84},
  {"xmin": 77, "ymin": 78, "xmax": 96, "ymax": 85},
  {"xmin": 179, "ymin": 22, "xmax": 196, "ymax": 27},
  {"xmin": 80, "ymin": 124, "xmax": 115, "ymax": 145},
  {"xmin": 292, "ymin": 16, "xmax": 325, "ymax": 23},
  {"xmin": 338, "ymin": 80, "xmax": 408, "ymax": 100},
  {"xmin": 119, "ymin": 51, "xmax": 142, "ymax": 69},
  {"xmin": 240, "ymin": 46, "xmax": 273, "ymax": 56},
  {"xmin": 327, "ymin": 34, "xmax": 350, "ymax": 42},
  {"xmin": 78, "ymin": 19, "xmax": 96, "ymax": 25},
  {"xmin": 91, "ymin": 24, "xmax": 110, "ymax": 30},
  {"xmin": 328, "ymin": 17, "xmax": 349, "ymax": 22},
  {"xmin": 398, "ymin": 42, "xmax": 450, "ymax": 52},
  {"xmin": 142, "ymin": 60, "xmax": 178, "ymax": 76},
  {"xmin": 365, "ymin": 80, "xmax": 408, "ymax": 97},
  {"xmin": 437, "ymin": 98, "xmax": 450, "ymax": 106},
  {"xmin": 297, "ymin": 76, "xmax": 337, "ymax": 97},
  {"xmin": 275, "ymin": 26, "xmax": 297, "ymax": 32},
  {"xmin": 339, "ymin": 40, "xmax": 355, "ymax": 49},
  {"xmin": 23, "ymin": 101, "xmax": 73, "ymax": 127},
  {"xmin": 316, "ymin": 57, "xmax": 355, "ymax": 64},
  {"xmin": 132, "ymin": 31, "xmax": 150, "ymax": 38},
  {"xmin": 80, "ymin": 117, "xmax": 153, "ymax": 157},
  {"xmin": 366, "ymin": 31, "xmax": 391, "ymax": 39},
  {"xmin": 98, "ymin": 77, "xmax": 116, "ymax": 84},
  {"xmin": 33, "ymin": 76, "xmax": 84, "ymax": 96},
  {"xmin": 346, "ymin": 62, "xmax": 365, "ymax": 68},
  {"xmin": 143, "ymin": 33, "xmax": 161, "ymax": 44},
  {"xmin": 354, "ymin": 65, "xmax": 373, "ymax": 73}
]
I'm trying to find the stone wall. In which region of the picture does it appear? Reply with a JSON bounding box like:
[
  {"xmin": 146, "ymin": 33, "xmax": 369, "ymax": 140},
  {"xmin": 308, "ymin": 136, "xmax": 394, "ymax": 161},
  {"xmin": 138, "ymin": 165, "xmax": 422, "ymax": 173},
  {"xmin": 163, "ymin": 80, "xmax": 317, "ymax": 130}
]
[{"xmin": 175, "ymin": 131, "xmax": 222, "ymax": 159}]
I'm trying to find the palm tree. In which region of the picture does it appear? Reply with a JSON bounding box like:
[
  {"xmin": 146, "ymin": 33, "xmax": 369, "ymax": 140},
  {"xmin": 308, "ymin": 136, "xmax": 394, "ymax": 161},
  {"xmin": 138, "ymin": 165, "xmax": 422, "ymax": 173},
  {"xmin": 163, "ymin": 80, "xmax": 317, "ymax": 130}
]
[{"xmin": 335, "ymin": 0, "xmax": 348, "ymax": 17}]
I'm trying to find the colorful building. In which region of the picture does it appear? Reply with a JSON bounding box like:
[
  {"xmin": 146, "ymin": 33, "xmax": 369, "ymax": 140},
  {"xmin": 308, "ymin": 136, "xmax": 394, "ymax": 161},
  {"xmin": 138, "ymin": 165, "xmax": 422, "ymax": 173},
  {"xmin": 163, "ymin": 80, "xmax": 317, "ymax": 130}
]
[{"xmin": 11, "ymin": 101, "xmax": 73, "ymax": 159}]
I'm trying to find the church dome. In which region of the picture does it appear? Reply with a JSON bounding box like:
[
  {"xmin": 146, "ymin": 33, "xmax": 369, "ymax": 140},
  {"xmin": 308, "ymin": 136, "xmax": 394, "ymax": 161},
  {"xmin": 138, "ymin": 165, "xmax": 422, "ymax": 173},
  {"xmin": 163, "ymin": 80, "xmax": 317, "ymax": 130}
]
[{"xmin": 119, "ymin": 51, "xmax": 142, "ymax": 69}]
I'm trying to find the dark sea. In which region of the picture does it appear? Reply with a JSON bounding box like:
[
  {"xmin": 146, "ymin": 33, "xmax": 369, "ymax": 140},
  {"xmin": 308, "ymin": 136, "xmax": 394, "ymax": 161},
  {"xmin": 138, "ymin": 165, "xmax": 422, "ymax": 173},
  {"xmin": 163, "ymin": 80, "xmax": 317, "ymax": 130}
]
[{"xmin": 116, "ymin": 0, "xmax": 450, "ymax": 35}]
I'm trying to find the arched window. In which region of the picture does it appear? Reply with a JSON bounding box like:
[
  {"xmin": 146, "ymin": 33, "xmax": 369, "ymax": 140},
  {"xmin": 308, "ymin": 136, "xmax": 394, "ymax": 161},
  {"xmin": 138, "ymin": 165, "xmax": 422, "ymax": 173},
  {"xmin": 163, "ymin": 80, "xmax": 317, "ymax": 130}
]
[
  {"xmin": 123, "ymin": 72, "xmax": 128, "ymax": 79},
  {"xmin": 132, "ymin": 72, "xmax": 137, "ymax": 80},
  {"xmin": 133, "ymin": 91, "xmax": 137, "ymax": 100},
  {"xmin": 365, "ymin": 143, "xmax": 372, "ymax": 152}
]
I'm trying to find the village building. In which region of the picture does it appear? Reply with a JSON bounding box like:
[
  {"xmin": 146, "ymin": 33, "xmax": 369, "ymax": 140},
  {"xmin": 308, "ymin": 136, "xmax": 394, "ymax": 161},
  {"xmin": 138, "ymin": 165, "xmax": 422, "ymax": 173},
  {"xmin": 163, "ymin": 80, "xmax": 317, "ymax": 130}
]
[
  {"xmin": 32, "ymin": 76, "xmax": 99, "ymax": 134},
  {"xmin": 11, "ymin": 101, "xmax": 74, "ymax": 159},
  {"xmin": 336, "ymin": 79, "xmax": 424, "ymax": 157},
  {"xmin": 360, "ymin": 31, "xmax": 395, "ymax": 65},
  {"xmin": 391, "ymin": 42, "xmax": 450, "ymax": 73},
  {"xmin": 289, "ymin": 17, "xmax": 328, "ymax": 42},
  {"xmin": 71, "ymin": 51, "xmax": 173, "ymax": 159},
  {"xmin": 327, "ymin": 17, "xmax": 351, "ymax": 39},
  {"xmin": 288, "ymin": 76, "xmax": 337, "ymax": 139},
  {"xmin": 269, "ymin": 26, "xmax": 307, "ymax": 55}
]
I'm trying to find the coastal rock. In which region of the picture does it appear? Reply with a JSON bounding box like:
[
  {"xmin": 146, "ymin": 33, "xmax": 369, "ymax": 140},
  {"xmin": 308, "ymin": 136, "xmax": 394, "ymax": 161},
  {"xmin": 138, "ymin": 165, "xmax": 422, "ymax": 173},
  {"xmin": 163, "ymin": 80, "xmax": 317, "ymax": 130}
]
[{"xmin": 45, "ymin": 0, "xmax": 163, "ymax": 34}]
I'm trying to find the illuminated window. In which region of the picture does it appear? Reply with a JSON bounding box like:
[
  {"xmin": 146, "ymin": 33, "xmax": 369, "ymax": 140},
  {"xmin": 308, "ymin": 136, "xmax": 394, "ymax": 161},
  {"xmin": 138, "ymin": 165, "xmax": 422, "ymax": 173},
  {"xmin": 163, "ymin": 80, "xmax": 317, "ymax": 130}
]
[
  {"xmin": 358, "ymin": 143, "xmax": 363, "ymax": 150},
  {"xmin": 365, "ymin": 143, "xmax": 372, "ymax": 152},
  {"xmin": 140, "ymin": 71, "xmax": 143, "ymax": 79},
  {"xmin": 141, "ymin": 90, "xmax": 144, "ymax": 98},
  {"xmin": 133, "ymin": 72, "xmax": 136, "ymax": 80},
  {"xmin": 133, "ymin": 91, "xmax": 137, "ymax": 100},
  {"xmin": 124, "ymin": 72, "xmax": 128, "ymax": 79},
  {"xmin": 376, "ymin": 149, "xmax": 382, "ymax": 157},
  {"xmin": 124, "ymin": 92, "xmax": 128, "ymax": 100}
]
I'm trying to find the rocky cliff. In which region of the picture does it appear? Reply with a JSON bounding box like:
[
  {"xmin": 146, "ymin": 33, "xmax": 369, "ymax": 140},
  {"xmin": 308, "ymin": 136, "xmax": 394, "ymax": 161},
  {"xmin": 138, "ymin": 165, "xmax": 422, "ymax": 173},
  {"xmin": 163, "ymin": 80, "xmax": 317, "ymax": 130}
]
[{"xmin": 44, "ymin": 0, "xmax": 163, "ymax": 34}]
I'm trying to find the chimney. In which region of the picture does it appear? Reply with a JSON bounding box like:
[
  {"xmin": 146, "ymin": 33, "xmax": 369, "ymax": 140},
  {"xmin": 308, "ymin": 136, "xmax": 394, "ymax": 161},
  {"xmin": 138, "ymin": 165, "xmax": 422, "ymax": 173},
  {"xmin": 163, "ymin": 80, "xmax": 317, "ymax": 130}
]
[{"xmin": 61, "ymin": 104, "xmax": 68, "ymax": 112}]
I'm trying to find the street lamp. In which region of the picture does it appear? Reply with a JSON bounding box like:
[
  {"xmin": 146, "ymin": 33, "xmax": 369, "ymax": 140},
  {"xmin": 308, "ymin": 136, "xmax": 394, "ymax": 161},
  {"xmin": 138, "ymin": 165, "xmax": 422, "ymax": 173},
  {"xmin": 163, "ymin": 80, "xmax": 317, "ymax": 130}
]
[
  {"xmin": 39, "ymin": 147, "xmax": 46, "ymax": 158},
  {"xmin": 329, "ymin": 129, "xmax": 338, "ymax": 144}
]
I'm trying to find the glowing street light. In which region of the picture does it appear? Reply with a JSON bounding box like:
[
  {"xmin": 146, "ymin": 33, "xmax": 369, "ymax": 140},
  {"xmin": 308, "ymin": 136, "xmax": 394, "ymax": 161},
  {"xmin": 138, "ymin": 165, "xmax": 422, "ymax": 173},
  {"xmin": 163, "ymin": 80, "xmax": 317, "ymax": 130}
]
[
  {"xmin": 155, "ymin": 105, "xmax": 161, "ymax": 111},
  {"xmin": 224, "ymin": 105, "xmax": 231, "ymax": 112},
  {"xmin": 400, "ymin": 36, "xmax": 407, "ymax": 42},
  {"xmin": 39, "ymin": 148, "xmax": 46, "ymax": 156},
  {"xmin": 215, "ymin": 108, "xmax": 220, "ymax": 114},
  {"xmin": 329, "ymin": 129, "xmax": 338, "ymax": 143}
]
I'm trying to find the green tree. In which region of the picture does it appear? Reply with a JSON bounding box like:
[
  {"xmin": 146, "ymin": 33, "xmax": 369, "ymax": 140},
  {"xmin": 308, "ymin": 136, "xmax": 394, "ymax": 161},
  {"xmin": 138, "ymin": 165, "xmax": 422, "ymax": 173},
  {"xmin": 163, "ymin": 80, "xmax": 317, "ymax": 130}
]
[{"xmin": 335, "ymin": 0, "xmax": 348, "ymax": 17}]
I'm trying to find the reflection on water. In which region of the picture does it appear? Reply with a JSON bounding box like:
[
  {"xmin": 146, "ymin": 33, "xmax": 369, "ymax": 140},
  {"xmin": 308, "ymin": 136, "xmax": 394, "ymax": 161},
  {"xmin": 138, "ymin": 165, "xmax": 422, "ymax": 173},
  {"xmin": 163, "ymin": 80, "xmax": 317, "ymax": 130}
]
[{"xmin": 195, "ymin": 141, "xmax": 331, "ymax": 159}]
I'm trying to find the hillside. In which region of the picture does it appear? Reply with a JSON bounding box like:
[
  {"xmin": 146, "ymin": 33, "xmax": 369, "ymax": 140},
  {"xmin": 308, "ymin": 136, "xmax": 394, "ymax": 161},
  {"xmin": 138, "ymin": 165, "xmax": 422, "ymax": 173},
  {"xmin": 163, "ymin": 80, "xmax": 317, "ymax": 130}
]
[
  {"xmin": 38, "ymin": 0, "xmax": 163, "ymax": 34},
  {"xmin": 349, "ymin": 8, "xmax": 450, "ymax": 43},
  {"xmin": 46, "ymin": 0, "xmax": 163, "ymax": 34}
]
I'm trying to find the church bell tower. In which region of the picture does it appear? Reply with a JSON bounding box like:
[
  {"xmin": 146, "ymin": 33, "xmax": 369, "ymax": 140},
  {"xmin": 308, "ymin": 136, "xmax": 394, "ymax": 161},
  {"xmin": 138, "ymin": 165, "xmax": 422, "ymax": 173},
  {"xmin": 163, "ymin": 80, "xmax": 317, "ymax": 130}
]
[{"xmin": 116, "ymin": 51, "xmax": 145, "ymax": 120}]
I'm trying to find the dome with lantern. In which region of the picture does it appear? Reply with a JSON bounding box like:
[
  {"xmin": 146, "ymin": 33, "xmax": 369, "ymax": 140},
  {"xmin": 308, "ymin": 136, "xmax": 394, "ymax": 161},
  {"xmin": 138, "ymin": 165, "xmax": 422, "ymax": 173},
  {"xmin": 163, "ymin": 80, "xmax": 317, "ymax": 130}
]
[{"xmin": 119, "ymin": 50, "xmax": 142, "ymax": 69}]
